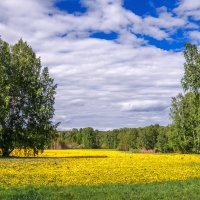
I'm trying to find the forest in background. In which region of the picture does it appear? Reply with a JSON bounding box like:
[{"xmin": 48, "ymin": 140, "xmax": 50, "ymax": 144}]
[{"xmin": 53, "ymin": 125, "xmax": 172, "ymax": 153}]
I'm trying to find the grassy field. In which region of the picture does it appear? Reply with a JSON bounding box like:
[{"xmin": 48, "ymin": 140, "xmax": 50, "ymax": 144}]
[
  {"xmin": 1, "ymin": 178, "xmax": 200, "ymax": 200},
  {"xmin": 0, "ymin": 150, "xmax": 200, "ymax": 199}
]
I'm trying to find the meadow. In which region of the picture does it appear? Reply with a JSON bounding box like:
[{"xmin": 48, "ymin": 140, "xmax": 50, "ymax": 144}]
[{"xmin": 0, "ymin": 150, "xmax": 200, "ymax": 199}]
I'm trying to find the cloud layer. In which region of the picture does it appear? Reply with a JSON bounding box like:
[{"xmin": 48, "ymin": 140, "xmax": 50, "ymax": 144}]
[{"xmin": 0, "ymin": 0, "xmax": 198, "ymax": 129}]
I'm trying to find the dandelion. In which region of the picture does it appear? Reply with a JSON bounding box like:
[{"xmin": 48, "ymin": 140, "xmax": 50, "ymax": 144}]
[{"xmin": 0, "ymin": 150, "xmax": 200, "ymax": 188}]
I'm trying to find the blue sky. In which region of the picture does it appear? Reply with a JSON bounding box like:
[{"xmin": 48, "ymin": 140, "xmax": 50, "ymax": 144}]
[
  {"xmin": 54, "ymin": 0, "xmax": 196, "ymax": 51},
  {"xmin": 0, "ymin": 0, "xmax": 200, "ymax": 130}
]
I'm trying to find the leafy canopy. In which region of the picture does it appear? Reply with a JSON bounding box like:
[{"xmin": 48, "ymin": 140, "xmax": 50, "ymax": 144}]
[{"xmin": 0, "ymin": 39, "xmax": 58, "ymax": 156}]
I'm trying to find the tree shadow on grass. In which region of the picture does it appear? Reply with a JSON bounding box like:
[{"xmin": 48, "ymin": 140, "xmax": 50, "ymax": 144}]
[{"xmin": 0, "ymin": 155, "xmax": 108, "ymax": 159}]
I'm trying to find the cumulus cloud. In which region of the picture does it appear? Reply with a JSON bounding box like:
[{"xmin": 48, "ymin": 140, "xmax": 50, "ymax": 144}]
[
  {"xmin": 0, "ymin": 0, "xmax": 192, "ymax": 129},
  {"xmin": 175, "ymin": 0, "xmax": 200, "ymax": 14},
  {"xmin": 174, "ymin": 0, "xmax": 200, "ymax": 20}
]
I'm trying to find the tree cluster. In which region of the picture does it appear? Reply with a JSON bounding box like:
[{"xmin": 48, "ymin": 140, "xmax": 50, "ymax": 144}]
[
  {"xmin": 53, "ymin": 125, "xmax": 174, "ymax": 152},
  {"xmin": 0, "ymin": 39, "xmax": 57, "ymax": 156}
]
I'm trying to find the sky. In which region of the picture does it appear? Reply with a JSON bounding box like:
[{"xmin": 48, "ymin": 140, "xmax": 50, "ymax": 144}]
[{"xmin": 0, "ymin": 0, "xmax": 200, "ymax": 130}]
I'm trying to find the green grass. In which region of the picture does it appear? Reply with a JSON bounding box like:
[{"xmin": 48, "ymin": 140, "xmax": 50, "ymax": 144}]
[{"xmin": 0, "ymin": 178, "xmax": 200, "ymax": 200}]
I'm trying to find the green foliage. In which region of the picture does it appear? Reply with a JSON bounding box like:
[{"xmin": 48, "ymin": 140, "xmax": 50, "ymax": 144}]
[
  {"xmin": 170, "ymin": 43, "xmax": 200, "ymax": 153},
  {"xmin": 0, "ymin": 39, "xmax": 58, "ymax": 156},
  {"xmin": 182, "ymin": 43, "xmax": 200, "ymax": 93},
  {"xmin": 81, "ymin": 127, "xmax": 97, "ymax": 148},
  {"xmin": 137, "ymin": 125, "xmax": 159, "ymax": 150},
  {"xmin": 53, "ymin": 125, "xmax": 170, "ymax": 152},
  {"xmin": 156, "ymin": 126, "xmax": 172, "ymax": 153}
]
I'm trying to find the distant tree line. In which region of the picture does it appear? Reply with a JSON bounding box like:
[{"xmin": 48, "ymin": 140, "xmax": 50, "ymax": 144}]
[
  {"xmin": 53, "ymin": 43, "xmax": 200, "ymax": 154},
  {"xmin": 52, "ymin": 125, "xmax": 172, "ymax": 153}
]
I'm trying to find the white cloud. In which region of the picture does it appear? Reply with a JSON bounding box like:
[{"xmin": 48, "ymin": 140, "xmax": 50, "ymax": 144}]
[
  {"xmin": 145, "ymin": 11, "xmax": 185, "ymax": 29},
  {"xmin": 189, "ymin": 31, "xmax": 200, "ymax": 42},
  {"xmin": 175, "ymin": 0, "xmax": 200, "ymax": 13},
  {"xmin": 175, "ymin": 0, "xmax": 200, "ymax": 20},
  {"xmin": 0, "ymin": 0, "xmax": 188, "ymax": 129}
]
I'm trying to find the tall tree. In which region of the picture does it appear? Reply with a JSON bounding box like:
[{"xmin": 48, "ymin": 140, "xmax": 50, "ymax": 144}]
[
  {"xmin": 182, "ymin": 43, "xmax": 200, "ymax": 152},
  {"xmin": 170, "ymin": 43, "xmax": 200, "ymax": 153},
  {"xmin": 0, "ymin": 39, "xmax": 58, "ymax": 156}
]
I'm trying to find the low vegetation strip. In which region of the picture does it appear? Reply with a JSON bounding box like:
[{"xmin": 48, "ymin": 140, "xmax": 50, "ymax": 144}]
[
  {"xmin": 0, "ymin": 150, "xmax": 200, "ymax": 188},
  {"xmin": 1, "ymin": 179, "xmax": 200, "ymax": 200}
]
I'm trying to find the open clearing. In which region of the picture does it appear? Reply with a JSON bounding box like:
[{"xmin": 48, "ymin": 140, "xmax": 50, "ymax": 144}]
[{"xmin": 1, "ymin": 150, "xmax": 200, "ymax": 187}]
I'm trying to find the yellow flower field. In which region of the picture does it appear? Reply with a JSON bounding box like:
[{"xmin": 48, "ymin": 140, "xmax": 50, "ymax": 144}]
[{"xmin": 0, "ymin": 150, "xmax": 200, "ymax": 188}]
